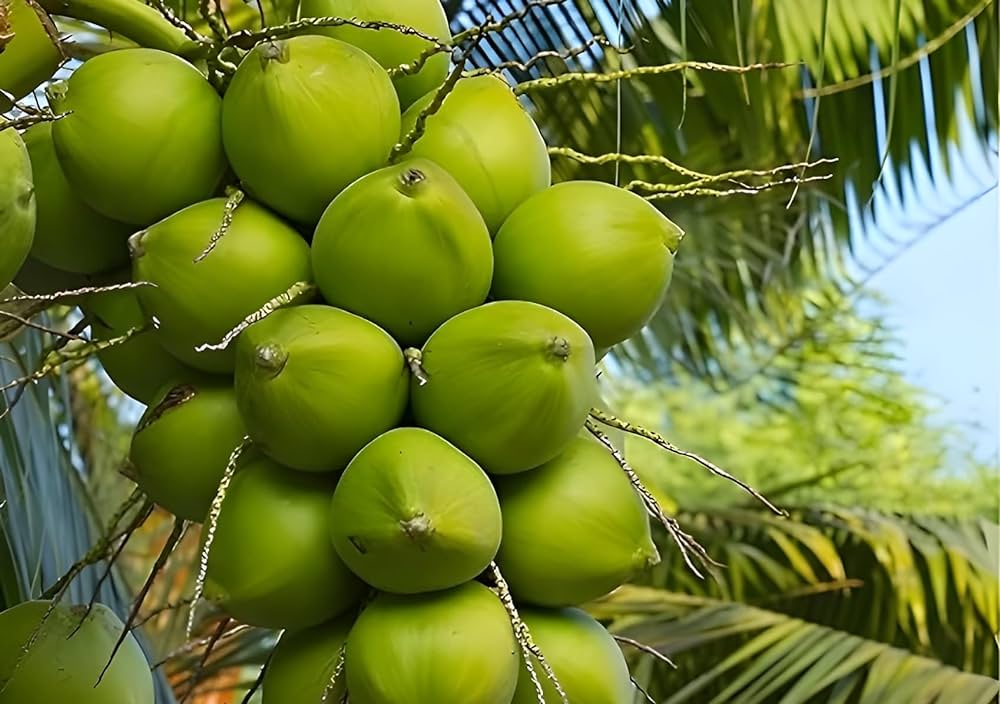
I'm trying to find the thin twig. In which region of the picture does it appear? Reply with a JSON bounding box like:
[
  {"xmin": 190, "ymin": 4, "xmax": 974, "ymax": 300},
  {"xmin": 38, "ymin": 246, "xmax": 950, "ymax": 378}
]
[
  {"xmin": 588, "ymin": 409, "xmax": 784, "ymax": 515},
  {"xmin": 614, "ymin": 635, "xmax": 677, "ymax": 668},
  {"xmin": 187, "ymin": 437, "xmax": 252, "ymax": 638},
  {"xmin": 194, "ymin": 188, "xmax": 244, "ymax": 263},
  {"xmin": 224, "ymin": 16, "xmax": 450, "ymax": 50},
  {"xmin": 178, "ymin": 618, "xmax": 232, "ymax": 704},
  {"xmin": 194, "ymin": 282, "xmax": 316, "ymax": 353},
  {"xmin": 585, "ymin": 419, "xmax": 715, "ymax": 578},
  {"xmin": 96, "ymin": 518, "xmax": 189, "ymax": 685},
  {"xmin": 516, "ymin": 61, "xmax": 797, "ymax": 93}
]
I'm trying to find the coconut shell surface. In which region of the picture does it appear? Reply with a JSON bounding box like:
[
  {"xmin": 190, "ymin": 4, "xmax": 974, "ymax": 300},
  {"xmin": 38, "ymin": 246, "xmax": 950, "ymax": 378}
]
[
  {"xmin": 22, "ymin": 122, "xmax": 132, "ymax": 274},
  {"xmin": 511, "ymin": 608, "xmax": 635, "ymax": 704},
  {"xmin": 131, "ymin": 197, "xmax": 313, "ymax": 373},
  {"xmin": 129, "ymin": 379, "xmax": 247, "ymax": 522},
  {"xmin": 493, "ymin": 180, "xmax": 682, "ymax": 349},
  {"xmin": 262, "ymin": 613, "xmax": 354, "ymax": 704},
  {"xmin": 0, "ymin": 600, "xmax": 153, "ymax": 703},
  {"xmin": 298, "ymin": 0, "xmax": 451, "ymax": 108},
  {"xmin": 222, "ymin": 35, "xmax": 400, "ymax": 225},
  {"xmin": 204, "ymin": 455, "xmax": 365, "ymax": 629},
  {"xmin": 401, "ymin": 75, "xmax": 551, "ymax": 233},
  {"xmin": 346, "ymin": 583, "xmax": 519, "ymax": 704},
  {"xmin": 49, "ymin": 48, "xmax": 225, "ymax": 226},
  {"xmin": 411, "ymin": 300, "xmax": 597, "ymax": 474},
  {"xmin": 495, "ymin": 433, "xmax": 659, "ymax": 606},
  {"xmin": 330, "ymin": 427, "xmax": 502, "ymax": 593},
  {"xmin": 311, "ymin": 158, "xmax": 493, "ymax": 346},
  {"xmin": 234, "ymin": 305, "xmax": 408, "ymax": 473},
  {"xmin": 0, "ymin": 126, "xmax": 35, "ymax": 291}
]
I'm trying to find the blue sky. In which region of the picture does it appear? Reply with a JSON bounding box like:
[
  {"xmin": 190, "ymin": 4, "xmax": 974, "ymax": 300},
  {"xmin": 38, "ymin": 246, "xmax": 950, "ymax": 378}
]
[{"xmin": 851, "ymin": 126, "xmax": 998, "ymax": 462}]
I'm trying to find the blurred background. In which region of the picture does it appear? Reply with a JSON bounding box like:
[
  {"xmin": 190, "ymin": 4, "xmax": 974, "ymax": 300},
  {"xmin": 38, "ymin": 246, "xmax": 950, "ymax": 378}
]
[{"xmin": 1, "ymin": 0, "xmax": 997, "ymax": 702}]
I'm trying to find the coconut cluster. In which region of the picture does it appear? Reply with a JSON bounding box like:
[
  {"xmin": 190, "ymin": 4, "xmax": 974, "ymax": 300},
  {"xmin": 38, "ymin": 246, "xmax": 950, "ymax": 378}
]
[{"xmin": 2, "ymin": 2, "xmax": 684, "ymax": 702}]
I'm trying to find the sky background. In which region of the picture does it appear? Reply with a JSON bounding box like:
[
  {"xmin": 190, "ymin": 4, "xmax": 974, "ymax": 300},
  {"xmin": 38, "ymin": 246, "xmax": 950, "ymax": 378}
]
[{"xmin": 853, "ymin": 130, "xmax": 998, "ymax": 463}]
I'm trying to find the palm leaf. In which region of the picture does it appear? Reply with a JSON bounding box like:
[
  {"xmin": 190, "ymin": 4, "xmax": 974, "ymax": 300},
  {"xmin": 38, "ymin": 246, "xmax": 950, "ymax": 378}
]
[
  {"xmin": 595, "ymin": 585, "xmax": 1000, "ymax": 704},
  {"xmin": 0, "ymin": 328, "xmax": 177, "ymax": 703}
]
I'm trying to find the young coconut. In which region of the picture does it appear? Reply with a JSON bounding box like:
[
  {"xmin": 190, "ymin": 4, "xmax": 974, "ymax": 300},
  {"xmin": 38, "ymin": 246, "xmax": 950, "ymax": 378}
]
[
  {"xmin": 0, "ymin": 125, "xmax": 35, "ymax": 291},
  {"xmin": 494, "ymin": 433, "xmax": 659, "ymax": 606},
  {"xmin": 234, "ymin": 305, "xmax": 408, "ymax": 473},
  {"xmin": 492, "ymin": 181, "xmax": 683, "ymax": 349},
  {"xmin": 222, "ymin": 35, "xmax": 400, "ymax": 225},
  {"xmin": 130, "ymin": 197, "xmax": 313, "ymax": 373},
  {"xmin": 401, "ymin": 74, "xmax": 551, "ymax": 233},
  {"xmin": 48, "ymin": 48, "xmax": 225, "ymax": 226},
  {"xmin": 82, "ymin": 287, "xmax": 195, "ymax": 404},
  {"xmin": 330, "ymin": 427, "xmax": 502, "ymax": 594},
  {"xmin": 261, "ymin": 613, "xmax": 354, "ymax": 704},
  {"xmin": 203, "ymin": 455, "xmax": 366, "ymax": 630},
  {"xmin": 409, "ymin": 301, "xmax": 597, "ymax": 474},
  {"xmin": 22, "ymin": 123, "xmax": 132, "ymax": 274},
  {"xmin": 311, "ymin": 158, "xmax": 493, "ymax": 346},
  {"xmin": 346, "ymin": 583, "xmax": 519, "ymax": 704},
  {"xmin": 511, "ymin": 608, "xmax": 635, "ymax": 704},
  {"xmin": 298, "ymin": 0, "xmax": 451, "ymax": 108},
  {"xmin": 0, "ymin": 0, "xmax": 63, "ymax": 111},
  {"xmin": 128, "ymin": 379, "xmax": 247, "ymax": 522},
  {"xmin": 0, "ymin": 600, "xmax": 153, "ymax": 703}
]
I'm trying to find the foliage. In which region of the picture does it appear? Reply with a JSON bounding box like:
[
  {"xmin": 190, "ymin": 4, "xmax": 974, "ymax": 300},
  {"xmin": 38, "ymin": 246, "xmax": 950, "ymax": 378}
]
[{"xmin": 455, "ymin": 0, "xmax": 998, "ymax": 377}]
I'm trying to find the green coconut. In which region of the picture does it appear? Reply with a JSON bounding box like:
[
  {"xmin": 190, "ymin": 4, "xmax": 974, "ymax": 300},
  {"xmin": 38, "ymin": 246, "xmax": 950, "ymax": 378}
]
[
  {"xmin": 495, "ymin": 433, "xmax": 659, "ymax": 606},
  {"xmin": 204, "ymin": 455, "xmax": 365, "ymax": 630},
  {"xmin": 312, "ymin": 158, "xmax": 493, "ymax": 346},
  {"xmin": 401, "ymin": 75, "xmax": 551, "ymax": 232},
  {"xmin": 511, "ymin": 608, "xmax": 635, "ymax": 704},
  {"xmin": 130, "ymin": 197, "xmax": 312, "ymax": 373},
  {"xmin": 298, "ymin": 0, "xmax": 450, "ymax": 109},
  {"xmin": 0, "ymin": 600, "xmax": 153, "ymax": 703},
  {"xmin": 22, "ymin": 122, "xmax": 132, "ymax": 274},
  {"xmin": 222, "ymin": 35, "xmax": 400, "ymax": 225},
  {"xmin": 346, "ymin": 583, "xmax": 519, "ymax": 704},
  {"xmin": 0, "ymin": 126, "xmax": 35, "ymax": 291},
  {"xmin": 235, "ymin": 305, "xmax": 408, "ymax": 473},
  {"xmin": 48, "ymin": 48, "xmax": 224, "ymax": 226},
  {"xmin": 261, "ymin": 613, "xmax": 354, "ymax": 704},
  {"xmin": 493, "ymin": 181, "xmax": 682, "ymax": 349},
  {"xmin": 82, "ymin": 286, "xmax": 195, "ymax": 404},
  {"xmin": 128, "ymin": 379, "xmax": 246, "ymax": 522},
  {"xmin": 410, "ymin": 301, "xmax": 596, "ymax": 474},
  {"xmin": 0, "ymin": 0, "xmax": 63, "ymax": 111},
  {"xmin": 330, "ymin": 427, "xmax": 501, "ymax": 593}
]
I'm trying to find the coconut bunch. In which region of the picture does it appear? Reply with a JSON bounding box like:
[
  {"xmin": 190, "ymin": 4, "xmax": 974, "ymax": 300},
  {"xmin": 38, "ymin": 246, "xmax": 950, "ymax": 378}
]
[{"xmin": 1, "ymin": 1, "xmax": 688, "ymax": 702}]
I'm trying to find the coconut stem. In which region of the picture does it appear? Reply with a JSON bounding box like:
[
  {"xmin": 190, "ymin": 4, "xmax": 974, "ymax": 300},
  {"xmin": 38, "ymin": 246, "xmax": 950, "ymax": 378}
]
[
  {"xmin": 194, "ymin": 187, "xmax": 244, "ymax": 263},
  {"xmin": 258, "ymin": 39, "xmax": 288, "ymax": 66},
  {"xmin": 195, "ymin": 281, "xmax": 316, "ymax": 353},
  {"xmin": 37, "ymin": 0, "xmax": 204, "ymax": 57},
  {"xmin": 404, "ymin": 347, "xmax": 429, "ymax": 386},
  {"xmin": 319, "ymin": 644, "xmax": 347, "ymax": 703},
  {"xmin": 588, "ymin": 408, "xmax": 784, "ymax": 515},
  {"xmin": 488, "ymin": 562, "xmax": 569, "ymax": 704},
  {"xmin": 188, "ymin": 436, "xmax": 251, "ymax": 639}
]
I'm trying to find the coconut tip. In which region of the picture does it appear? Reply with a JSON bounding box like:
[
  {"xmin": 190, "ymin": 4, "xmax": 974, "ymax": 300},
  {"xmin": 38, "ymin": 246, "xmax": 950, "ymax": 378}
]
[
  {"xmin": 258, "ymin": 40, "xmax": 290, "ymax": 66},
  {"xmin": 44, "ymin": 79, "xmax": 69, "ymax": 110},
  {"xmin": 399, "ymin": 513, "xmax": 434, "ymax": 541},
  {"xmin": 254, "ymin": 343, "xmax": 288, "ymax": 377},
  {"xmin": 395, "ymin": 166, "xmax": 427, "ymax": 197},
  {"xmin": 127, "ymin": 230, "xmax": 147, "ymax": 260},
  {"xmin": 545, "ymin": 336, "xmax": 572, "ymax": 362}
]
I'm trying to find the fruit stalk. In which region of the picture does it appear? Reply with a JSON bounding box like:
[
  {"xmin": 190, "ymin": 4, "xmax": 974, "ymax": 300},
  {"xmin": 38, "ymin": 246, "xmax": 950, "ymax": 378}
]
[{"xmin": 36, "ymin": 0, "xmax": 204, "ymax": 57}]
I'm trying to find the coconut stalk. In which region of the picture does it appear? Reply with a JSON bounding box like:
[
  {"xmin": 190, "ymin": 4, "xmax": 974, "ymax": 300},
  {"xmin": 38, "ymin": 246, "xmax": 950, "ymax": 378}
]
[{"xmin": 36, "ymin": 0, "xmax": 205, "ymax": 57}]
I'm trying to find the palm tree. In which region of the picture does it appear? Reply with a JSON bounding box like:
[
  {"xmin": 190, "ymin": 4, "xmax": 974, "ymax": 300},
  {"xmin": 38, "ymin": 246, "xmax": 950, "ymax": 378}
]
[{"xmin": 1, "ymin": 1, "xmax": 996, "ymax": 701}]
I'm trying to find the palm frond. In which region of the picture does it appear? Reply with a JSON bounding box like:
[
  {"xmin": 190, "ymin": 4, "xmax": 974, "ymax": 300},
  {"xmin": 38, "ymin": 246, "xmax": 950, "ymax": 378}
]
[
  {"xmin": 595, "ymin": 585, "xmax": 1000, "ymax": 704},
  {"xmin": 640, "ymin": 508, "xmax": 999, "ymax": 676},
  {"xmin": 0, "ymin": 327, "xmax": 177, "ymax": 702}
]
